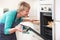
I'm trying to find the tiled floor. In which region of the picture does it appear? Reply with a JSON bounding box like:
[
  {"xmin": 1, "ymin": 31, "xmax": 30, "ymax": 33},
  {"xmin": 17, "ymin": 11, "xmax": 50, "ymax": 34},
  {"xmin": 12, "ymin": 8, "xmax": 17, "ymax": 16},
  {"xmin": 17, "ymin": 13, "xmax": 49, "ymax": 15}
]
[{"xmin": 16, "ymin": 31, "xmax": 44, "ymax": 40}]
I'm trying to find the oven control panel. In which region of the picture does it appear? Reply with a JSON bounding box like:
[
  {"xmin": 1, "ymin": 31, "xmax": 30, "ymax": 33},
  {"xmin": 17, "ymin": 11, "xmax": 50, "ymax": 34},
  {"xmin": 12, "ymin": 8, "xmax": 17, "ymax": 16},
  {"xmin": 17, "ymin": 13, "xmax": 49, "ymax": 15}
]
[{"xmin": 40, "ymin": 4, "xmax": 52, "ymax": 12}]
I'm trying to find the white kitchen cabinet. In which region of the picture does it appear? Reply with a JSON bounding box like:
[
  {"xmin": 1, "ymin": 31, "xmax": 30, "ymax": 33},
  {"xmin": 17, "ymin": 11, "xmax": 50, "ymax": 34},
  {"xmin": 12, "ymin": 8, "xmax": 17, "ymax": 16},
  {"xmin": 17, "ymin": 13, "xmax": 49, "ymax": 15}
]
[
  {"xmin": 55, "ymin": 0, "xmax": 60, "ymax": 21},
  {"xmin": 16, "ymin": 31, "xmax": 44, "ymax": 40},
  {"xmin": 15, "ymin": 22, "xmax": 43, "ymax": 40},
  {"xmin": 54, "ymin": 22, "xmax": 60, "ymax": 40},
  {"xmin": 30, "ymin": 31, "xmax": 44, "ymax": 40}
]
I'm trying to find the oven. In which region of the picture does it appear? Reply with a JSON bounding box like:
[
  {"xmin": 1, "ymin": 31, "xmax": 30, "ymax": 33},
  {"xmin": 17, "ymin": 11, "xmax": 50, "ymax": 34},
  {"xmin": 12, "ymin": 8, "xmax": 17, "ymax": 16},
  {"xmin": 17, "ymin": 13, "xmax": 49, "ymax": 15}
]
[{"xmin": 40, "ymin": 4, "xmax": 53, "ymax": 40}]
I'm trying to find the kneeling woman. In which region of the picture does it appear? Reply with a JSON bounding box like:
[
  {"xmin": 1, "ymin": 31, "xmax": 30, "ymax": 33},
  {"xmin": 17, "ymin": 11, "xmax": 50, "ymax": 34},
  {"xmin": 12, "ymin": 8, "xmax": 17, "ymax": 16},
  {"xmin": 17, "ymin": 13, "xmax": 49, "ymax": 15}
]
[{"xmin": 0, "ymin": 1, "xmax": 30, "ymax": 40}]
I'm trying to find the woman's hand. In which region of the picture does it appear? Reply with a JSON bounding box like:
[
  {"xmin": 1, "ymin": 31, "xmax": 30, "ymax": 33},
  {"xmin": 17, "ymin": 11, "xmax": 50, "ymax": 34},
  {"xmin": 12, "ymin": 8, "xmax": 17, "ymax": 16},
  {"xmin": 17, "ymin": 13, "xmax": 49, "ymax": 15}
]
[
  {"xmin": 15, "ymin": 24, "xmax": 22, "ymax": 32},
  {"xmin": 8, "ymin": 24, "xmax": 22, "ymax": 34}
]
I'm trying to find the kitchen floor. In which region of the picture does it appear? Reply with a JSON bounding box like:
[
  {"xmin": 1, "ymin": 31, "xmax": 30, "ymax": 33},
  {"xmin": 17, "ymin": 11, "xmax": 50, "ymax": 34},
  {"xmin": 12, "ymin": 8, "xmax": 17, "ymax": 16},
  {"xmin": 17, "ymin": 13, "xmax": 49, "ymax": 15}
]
[{"xmin": 16, "ymin": 30, "xmax": 44, "ymax": 40}]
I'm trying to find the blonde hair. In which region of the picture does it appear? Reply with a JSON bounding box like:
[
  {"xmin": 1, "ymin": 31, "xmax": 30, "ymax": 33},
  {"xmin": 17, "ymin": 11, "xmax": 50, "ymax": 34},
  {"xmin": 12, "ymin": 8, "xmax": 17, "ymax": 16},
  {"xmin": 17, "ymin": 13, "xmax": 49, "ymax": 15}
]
[{"xmin": 17, "ymin": 1, "xmax": 30, "ymax": 12}]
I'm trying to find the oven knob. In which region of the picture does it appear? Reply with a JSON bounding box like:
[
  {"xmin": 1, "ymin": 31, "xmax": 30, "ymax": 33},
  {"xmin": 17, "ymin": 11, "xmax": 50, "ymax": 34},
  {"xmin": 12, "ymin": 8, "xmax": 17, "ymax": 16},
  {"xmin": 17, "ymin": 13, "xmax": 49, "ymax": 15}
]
[
  {"xmin": 41, "ymin": 7, "xmax": 44, "ymax": 10},
  {"xmin": 48, "ymin": 8, "xmax": 52, "ymax": 11}
]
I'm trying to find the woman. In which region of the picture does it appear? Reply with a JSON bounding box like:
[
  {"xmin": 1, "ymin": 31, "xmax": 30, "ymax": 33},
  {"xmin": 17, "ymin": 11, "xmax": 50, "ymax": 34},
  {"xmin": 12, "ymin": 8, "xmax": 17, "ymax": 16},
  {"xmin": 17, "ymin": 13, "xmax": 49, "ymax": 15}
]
[{"xmin": 0, "ymin": 1, "xmax": 30, "ymax": 40}]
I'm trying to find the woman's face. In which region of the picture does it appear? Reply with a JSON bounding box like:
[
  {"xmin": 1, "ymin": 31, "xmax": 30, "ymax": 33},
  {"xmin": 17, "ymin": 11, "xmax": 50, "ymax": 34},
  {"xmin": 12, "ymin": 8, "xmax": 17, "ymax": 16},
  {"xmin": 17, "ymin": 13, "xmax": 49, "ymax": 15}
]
[
  {"xmin": 20, "ymin": 8, "xmax": 29, "ymax": 17},
  {"xmin": 17, "ymin": 8, "xmax": 30, "ymax": 18}
]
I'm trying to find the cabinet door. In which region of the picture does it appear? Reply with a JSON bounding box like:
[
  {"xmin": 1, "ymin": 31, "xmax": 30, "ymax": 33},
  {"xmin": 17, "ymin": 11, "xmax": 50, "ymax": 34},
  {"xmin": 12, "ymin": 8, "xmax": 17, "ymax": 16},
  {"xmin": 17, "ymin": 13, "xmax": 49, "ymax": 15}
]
[
  {"xmin": 55, "ymin": 22, "xmax": 60, "ymax": 40},
  {"xmin": 55, "ymin": 0, "xmax": 60, "ymax": 21}
]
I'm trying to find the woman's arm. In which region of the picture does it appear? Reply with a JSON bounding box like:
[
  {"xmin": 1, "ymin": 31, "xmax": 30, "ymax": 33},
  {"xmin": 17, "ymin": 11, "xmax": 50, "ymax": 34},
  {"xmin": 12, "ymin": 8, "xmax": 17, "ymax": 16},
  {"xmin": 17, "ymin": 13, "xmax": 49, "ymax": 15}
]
[
  {"xmin": 4, "ymin": 10, "xmax": 18, "ymax": 34},
  {"xmin": 5, "ymin": 26, "xmax": 22, "ymax": 34},
  {"xmin": 8, "ymin": 28, "xmax": 17, "ymax": 34},
  {"xmin": 8, "ymin": 24, "xmax": 22, "ymax": 34}
]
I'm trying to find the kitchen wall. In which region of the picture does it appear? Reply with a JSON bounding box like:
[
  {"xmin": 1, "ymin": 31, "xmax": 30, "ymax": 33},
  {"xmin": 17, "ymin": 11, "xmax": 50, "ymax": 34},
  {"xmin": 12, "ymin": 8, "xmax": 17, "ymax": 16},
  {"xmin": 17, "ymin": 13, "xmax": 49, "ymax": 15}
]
[
  {"xmin": 0, "ymin": 0, "xmax": 40, "ymax": 20},
  {"xmin": 0, "ymin": 0, "xmax": 20, "ymax": 17}
]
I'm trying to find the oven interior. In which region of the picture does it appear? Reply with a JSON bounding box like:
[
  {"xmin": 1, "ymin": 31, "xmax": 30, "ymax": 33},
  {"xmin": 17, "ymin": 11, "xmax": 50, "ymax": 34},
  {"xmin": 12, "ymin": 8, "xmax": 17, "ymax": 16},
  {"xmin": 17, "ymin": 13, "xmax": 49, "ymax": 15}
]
[{"xmin": 40, "ymin": 12, "xmax": 53, "ymax": 40}]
